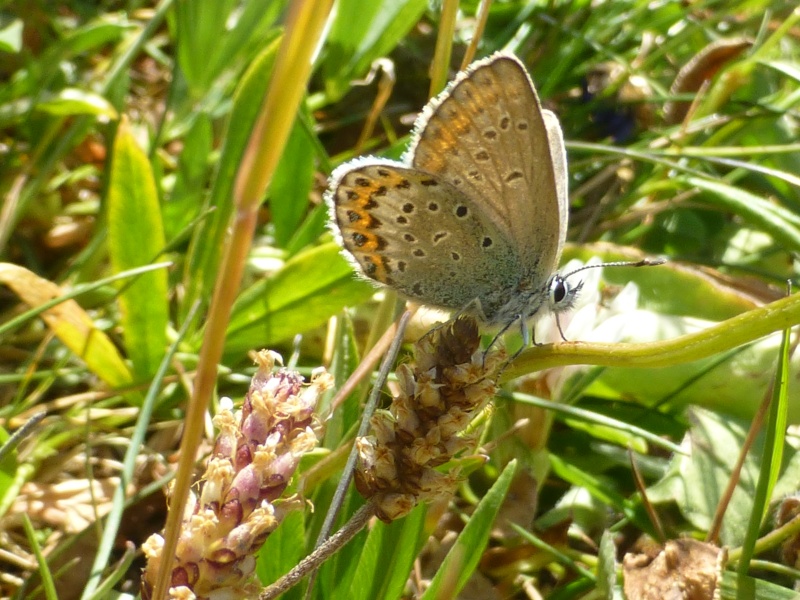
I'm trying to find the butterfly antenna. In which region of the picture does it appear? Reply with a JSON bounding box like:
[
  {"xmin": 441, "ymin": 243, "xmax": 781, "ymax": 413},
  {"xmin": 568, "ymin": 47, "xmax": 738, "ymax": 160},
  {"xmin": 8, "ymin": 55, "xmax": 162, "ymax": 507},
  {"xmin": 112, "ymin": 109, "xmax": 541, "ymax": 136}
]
[{"xmin": 561, "ymin": 257, "xmax": 666, "ymax": 282}]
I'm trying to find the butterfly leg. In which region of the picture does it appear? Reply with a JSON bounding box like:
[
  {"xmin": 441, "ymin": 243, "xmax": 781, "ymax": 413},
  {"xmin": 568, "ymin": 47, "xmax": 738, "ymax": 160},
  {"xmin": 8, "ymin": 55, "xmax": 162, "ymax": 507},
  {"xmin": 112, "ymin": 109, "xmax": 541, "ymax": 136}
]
[
  {"xmin": 554, "ymin": 312, "xmax": 569, "ymax": 342},
  {"xmin": 522, "ymin": 315, "xmax": 553, "ymax": 347},
  {"xmin": 481, "ymin": 314, "xmax": 524, "ymax": 368}
]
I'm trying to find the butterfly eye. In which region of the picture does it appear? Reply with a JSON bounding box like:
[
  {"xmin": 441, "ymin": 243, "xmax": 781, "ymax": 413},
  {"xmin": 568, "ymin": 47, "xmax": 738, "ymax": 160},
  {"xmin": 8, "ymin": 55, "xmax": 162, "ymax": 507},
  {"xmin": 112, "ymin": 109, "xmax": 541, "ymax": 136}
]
[
  {"xmin": 548, "ymin": 275, "xmax": 582, "ymax": 313},
  {"xmin": 550, "ymin": 276, "xmax": 567, "ymax": 303}
]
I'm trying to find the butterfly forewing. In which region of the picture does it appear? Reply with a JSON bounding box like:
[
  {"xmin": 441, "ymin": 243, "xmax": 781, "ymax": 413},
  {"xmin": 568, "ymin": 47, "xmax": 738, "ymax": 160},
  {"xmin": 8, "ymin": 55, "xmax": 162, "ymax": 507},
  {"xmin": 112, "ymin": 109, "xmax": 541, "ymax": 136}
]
[{"xmin": 407, "ymin": 54, "xmax": 564, "ymax": 283}]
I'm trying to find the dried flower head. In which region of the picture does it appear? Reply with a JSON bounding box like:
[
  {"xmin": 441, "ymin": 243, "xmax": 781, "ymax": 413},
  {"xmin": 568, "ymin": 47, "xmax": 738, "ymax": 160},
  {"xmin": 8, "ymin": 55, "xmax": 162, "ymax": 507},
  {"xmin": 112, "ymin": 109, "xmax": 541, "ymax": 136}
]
[
  {"xmin": 623, "ymin": 538, "xmax": 726, "ymax": 600},
  {"xmin": 355, "ymin": 316, "xmax": 503, "ymax": 522},
  {"xmin": 141, "ymin": 351, "xmax": 332, "ymax": 600}
]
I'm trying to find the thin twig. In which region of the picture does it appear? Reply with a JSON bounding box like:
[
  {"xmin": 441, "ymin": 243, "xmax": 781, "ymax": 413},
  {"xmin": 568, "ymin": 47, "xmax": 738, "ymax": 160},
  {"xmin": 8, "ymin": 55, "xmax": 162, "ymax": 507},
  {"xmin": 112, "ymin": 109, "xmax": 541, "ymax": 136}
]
[
  {"xmin": 305, "ymin": 311, "xmax": 411, "ymax": 598},
  {"xmin": 260, "ymin": 503, "xmax": 376, "ymax": 599},
  {"xmin": 0, "ymin": 411, "xmax": 46, "ymax": 462}
]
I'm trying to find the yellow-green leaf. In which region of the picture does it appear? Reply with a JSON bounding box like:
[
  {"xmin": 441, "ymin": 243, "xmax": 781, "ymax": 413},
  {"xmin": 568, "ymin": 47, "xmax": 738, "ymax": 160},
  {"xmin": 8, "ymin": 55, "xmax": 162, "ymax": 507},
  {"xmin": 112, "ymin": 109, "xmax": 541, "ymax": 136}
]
[
  {"xmin": 0, "ymin": 263, "xmax": 133, "ymax": 388},
  {"xmin": 107, "ymin": 119, "xmax": 169, "ymax": 381}
]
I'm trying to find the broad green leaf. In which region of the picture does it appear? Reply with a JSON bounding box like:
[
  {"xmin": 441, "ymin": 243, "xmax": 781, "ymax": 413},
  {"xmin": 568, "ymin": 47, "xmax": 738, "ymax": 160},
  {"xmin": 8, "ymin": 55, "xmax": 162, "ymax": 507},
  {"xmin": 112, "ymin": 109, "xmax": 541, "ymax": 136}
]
[
  {"xmin": 646, "ymin": 408, "xmax": 799, "ymax": 547},
  {"xmin": 720, "ymin": 570, "xmax": 800, "ymax": 599},
  {"xmin": 173, "ymin": 0, "xmax": 283, "ymax": 95},
  {"xmin": 257, "ymin": 510, "xmax": 305, "ymax": 598},
  {"xmin": 223, "ymin": 242, "xmax": 373, "ymax": 353},
  {"xmin": 597, "ymin": 530, "xmax": 622, "ymax": 600},
  {"xmin": 55, "ymin": 19, "xmax": 131, "ymax": 56},
  {"xmin": 556, "ymin": 245, "xmax": 800, "ymax": 422},
  {"xmin": 269, "ymin": 117, "xmax": 316, "ymax": 248},
  {"xmin": 591, "ymin": 329, "xmax": 800, "ymax": 423},
  {"xmin": 174, "ymin": 0, "xmax": 239, "ymax": 94},
  {"xmin": 164, "ymin": 112, "xmax": 213, "ymax": 241},
  {"xmin": 318, "ymin": 493, "xmax": 369, "ymax": 600},
  {"xmin": 347, "ymin": 504, "xmax": 426, "ymax": 600},
  {"xmin": 286, "ymin": 202, "xmax": 331, "ymax": 257},
  {"xmin": 564, "ymin": 243, "xmax": 757, "ymax": 321},
  {"xmin": 107, "ymin": 120, "xmax": 169, "ymax": 381},
  {"xmin": 646, "ymin": 412, "xmax": 740, "ymax": 539}
]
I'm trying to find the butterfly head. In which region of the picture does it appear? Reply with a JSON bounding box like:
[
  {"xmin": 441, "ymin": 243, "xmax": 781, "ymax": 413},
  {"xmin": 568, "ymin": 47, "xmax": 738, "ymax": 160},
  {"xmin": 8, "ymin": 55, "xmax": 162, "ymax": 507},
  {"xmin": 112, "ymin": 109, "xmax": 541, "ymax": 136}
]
[{"xmin": 548, "ymin": 256, "xmax": 666, "ymax": 317}]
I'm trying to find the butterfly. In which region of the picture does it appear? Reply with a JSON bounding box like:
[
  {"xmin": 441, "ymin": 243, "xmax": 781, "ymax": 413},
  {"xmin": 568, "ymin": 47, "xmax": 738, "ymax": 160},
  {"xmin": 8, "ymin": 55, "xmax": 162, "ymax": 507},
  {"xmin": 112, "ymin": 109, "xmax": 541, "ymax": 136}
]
[{"xmin": 326, "ymin": 52, "xmax": 659, "ymax": 343}]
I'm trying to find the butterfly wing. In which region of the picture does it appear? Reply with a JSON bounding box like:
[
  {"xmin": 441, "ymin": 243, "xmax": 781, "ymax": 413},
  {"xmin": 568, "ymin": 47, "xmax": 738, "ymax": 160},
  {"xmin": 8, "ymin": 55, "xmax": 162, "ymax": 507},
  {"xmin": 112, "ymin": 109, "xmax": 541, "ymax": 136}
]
[
  {"xmin": 326, "ymin": 159, "xmax": 524, "ymax": 320},
  {"xmin": 407, "ymin": 53, "xmax": 567, "ymax": 318},
  {"xmin": 543, "ymin": 108, "xmax": 568, "ymax": 263}
]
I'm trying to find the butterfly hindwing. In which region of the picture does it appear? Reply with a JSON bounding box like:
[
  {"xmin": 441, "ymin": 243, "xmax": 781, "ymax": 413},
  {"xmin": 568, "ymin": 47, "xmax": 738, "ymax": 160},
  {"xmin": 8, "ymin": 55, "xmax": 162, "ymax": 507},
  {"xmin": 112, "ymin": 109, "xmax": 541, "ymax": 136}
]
[{"xmin": 327, "ymin": 159, "xmax": 524, "ymax": 320}]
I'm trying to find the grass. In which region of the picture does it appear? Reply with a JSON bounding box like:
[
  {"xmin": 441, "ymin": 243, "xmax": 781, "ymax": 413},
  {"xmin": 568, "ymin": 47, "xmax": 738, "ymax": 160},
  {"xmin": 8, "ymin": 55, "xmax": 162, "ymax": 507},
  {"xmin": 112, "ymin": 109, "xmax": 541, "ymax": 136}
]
[{"xmin": 1, "ymin": 0, "xmax": 800, "ymax": 598}]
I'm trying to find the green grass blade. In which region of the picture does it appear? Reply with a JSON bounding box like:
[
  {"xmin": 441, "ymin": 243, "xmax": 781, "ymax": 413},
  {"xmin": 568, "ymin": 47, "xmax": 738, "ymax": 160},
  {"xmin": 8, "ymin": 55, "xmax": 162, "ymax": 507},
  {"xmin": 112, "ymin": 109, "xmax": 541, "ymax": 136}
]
[
  {"xmin": 80, "ymin": 300, "xmax": 202, "ymax": 598},
  {"xmin": 323, "ymin": 0, "xmax": 428, "ymax": 100},
  {"xmin": 688, "ymin": 177, "xmax": 800, "ymax": 253},
  {"xmin": 181, "ymin": 36, "xmax": 280, "ymax": 320},
  {"xmin": 721, "ymin": 569, "xmax": 799, "ymax": 599},
  {"xmin": 548, "ymin": 453, "xmax": 651, "ymax": 534},
  {"xmin": 23, "ymin": 513, "xmax": 57, "ymax": 600},
  {"xmin": 258, "ymin": 511, "xmax": 306, "ymax": 599},
  {"xmin": 738, "ymin": 322, "xmax": 791, "ymax": 574},
  {"xmin": 421, "ymin": 460, "xmax": 518, "ymax": 600}
]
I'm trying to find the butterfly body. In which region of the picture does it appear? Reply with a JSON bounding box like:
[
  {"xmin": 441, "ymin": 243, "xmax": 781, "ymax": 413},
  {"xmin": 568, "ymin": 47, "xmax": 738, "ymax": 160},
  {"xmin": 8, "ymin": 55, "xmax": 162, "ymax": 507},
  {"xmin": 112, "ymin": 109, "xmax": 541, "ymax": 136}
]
[{"xmin": 326, "ymin": 52, "xmax": 574, "ymax": 328}]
